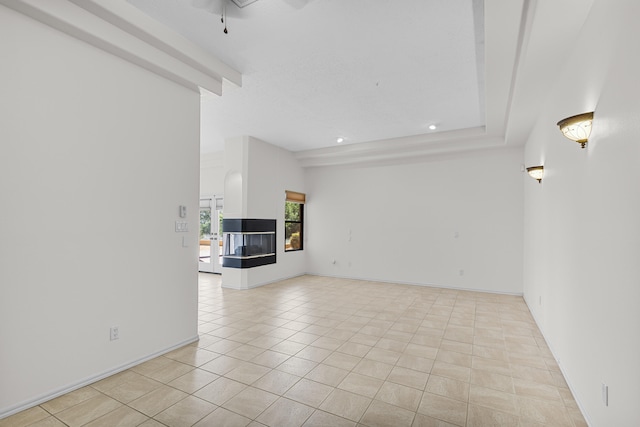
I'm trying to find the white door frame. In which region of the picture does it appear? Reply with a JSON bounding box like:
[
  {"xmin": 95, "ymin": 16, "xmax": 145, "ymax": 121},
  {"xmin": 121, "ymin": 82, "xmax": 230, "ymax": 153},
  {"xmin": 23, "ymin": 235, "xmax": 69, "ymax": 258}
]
[{"xmin": 199, "ymin": 196, "xmax": 223, "ymax": 273}]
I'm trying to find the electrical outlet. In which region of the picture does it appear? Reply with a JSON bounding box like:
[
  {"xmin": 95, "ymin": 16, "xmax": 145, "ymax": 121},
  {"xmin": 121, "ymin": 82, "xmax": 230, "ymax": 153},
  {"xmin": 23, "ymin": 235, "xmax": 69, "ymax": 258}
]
[
  {"xmin": 539, "ymin": 296, "xmax": 542, "ymax": 305},
  {"xmin": 459, "ymin": 269, "xmax": 464, "ymax": 276},
  {"xmin": 110, "ymin": 326, "xmax": 119, "ymax": 341},
  {"xmin": 602, "ymin": 383, "xmax": 608, "ymax": 406}
]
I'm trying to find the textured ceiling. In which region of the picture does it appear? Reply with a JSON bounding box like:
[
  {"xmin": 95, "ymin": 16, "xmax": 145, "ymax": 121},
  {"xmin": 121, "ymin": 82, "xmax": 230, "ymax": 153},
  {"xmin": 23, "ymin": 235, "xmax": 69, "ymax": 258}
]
[{"xmin": 127, "ymin": 0, "xmax": 485, "ymax": 153}]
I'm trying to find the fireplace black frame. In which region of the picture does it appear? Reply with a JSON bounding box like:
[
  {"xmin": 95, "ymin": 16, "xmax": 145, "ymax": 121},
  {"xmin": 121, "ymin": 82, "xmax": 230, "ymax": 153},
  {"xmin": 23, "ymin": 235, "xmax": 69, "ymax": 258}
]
[{"xmin": 222, "ymin": 219, "xmax": 276, "ymax": 268}]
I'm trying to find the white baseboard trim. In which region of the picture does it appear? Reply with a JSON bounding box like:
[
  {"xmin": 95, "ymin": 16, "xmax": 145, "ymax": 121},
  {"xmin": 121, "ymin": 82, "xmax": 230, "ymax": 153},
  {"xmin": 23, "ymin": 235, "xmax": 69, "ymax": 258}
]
[
  {"xmin": 0, "ymin": 335, "xmax": 199, "ymax": 420},
  {"xmin": 303, "ymin": 272, "xmax": 524, "ymax": 296},
  {"xmin": 523, "ymin": 296, "xmax": 592, "ymax": 426},
  {"xmin": 221, "ymin": 273, "xmax": 306, "ymax": 290}
]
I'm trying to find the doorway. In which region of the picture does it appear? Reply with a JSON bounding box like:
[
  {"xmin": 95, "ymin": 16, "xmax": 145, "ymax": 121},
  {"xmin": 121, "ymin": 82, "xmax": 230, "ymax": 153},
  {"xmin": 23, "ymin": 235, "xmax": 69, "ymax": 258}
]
[{"xmin": 199, "ymin": 197, "xmax": 223, "ymax": 274}]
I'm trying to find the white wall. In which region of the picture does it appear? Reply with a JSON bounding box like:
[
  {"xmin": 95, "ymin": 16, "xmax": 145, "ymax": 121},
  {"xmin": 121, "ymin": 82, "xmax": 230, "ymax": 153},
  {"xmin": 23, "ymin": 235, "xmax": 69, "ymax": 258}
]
[
  {"xmin": 305, "ymin": 147, "xmax": 524, "ymax": 294},
  {"xmin": 0, "ymin": 6, "xmax": 199, "ymax": 416},
  {"xmin": 200, "ymin": 151, "xmax": 226, "ymax": 198},
  {"xmin": 222, "ymin": 137, "xmax": 306, "ymax": 288},
  {"xmin": 522, "ymin": 1, "xmax": 640, "ymax": 425}
]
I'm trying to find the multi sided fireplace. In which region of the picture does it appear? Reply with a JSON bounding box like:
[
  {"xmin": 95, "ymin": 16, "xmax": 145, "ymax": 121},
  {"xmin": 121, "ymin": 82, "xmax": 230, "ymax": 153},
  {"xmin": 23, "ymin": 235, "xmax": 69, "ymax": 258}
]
[{"xmin": 222, "ymin": 219, "xmax": 276, "ymax": 268}]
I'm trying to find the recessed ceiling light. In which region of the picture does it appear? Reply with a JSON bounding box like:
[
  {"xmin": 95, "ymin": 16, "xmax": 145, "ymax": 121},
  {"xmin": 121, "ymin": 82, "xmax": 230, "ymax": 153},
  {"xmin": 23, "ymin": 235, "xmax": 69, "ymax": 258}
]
[
  {"xmin": 428, "ymin": 125, "xmax": 437, "ymax": 130},
  {"xmin": 336, "ymin": 137, "xmax": 344, "ymax": 143}
]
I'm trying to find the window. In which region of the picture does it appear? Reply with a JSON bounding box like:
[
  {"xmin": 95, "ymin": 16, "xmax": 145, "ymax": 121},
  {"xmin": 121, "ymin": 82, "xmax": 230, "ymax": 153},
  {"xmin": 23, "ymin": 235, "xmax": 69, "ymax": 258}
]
[{"xmin": 285, "ymin": 191, "xmax": 305, "ymax": 251}]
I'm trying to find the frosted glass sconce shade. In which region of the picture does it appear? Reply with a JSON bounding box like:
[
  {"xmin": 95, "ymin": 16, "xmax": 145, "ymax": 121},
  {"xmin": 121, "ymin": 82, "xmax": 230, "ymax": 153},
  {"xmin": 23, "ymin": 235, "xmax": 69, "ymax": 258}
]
[
  {"xmin": 557, "ymin": 112, "xmax": 594, "ymax": 148},
  {"xmin": 526, "ymin": 165, "xmax": 544, "ymax": 183}
]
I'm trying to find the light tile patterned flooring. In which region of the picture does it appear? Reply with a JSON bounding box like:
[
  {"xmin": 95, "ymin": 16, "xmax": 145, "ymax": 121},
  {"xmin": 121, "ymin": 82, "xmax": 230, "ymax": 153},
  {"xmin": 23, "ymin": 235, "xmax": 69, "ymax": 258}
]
[{"xmin": 2, "ymin": 274, "xmax": 587, "ymax": 427}]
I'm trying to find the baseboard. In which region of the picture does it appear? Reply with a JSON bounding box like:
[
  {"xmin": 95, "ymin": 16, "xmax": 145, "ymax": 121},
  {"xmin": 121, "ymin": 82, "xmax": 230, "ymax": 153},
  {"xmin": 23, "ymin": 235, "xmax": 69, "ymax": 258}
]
[
  {"xmin": 0, "ymin": 335, "xmax": 199, "ymax": 420},
  {"xmin": 523, "ymin": 296, "xmax": 592, "ymax": 426},
  {"xmin": 221, "ymin": 273, "xmax": 306, "ymax": 290},
  {"xmin": 303, "ymin": 272, "xmax": 524, "ymax": 296}
]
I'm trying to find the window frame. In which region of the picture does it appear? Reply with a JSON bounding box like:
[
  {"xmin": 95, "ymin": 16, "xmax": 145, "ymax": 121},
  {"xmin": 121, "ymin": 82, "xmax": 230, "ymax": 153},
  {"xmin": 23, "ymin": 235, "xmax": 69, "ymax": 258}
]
[{"xmin": 285, "ymin": 191, "xmax": 305, "ymax": 252}]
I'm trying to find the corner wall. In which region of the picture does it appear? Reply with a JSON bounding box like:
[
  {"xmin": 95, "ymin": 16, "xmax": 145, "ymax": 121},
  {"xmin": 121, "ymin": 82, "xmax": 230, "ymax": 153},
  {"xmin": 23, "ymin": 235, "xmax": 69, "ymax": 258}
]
[
  {"xmin": 522, "ymin": 1, "xmax": 640, "ymax": 425},
  {"xmin": 305, "ymin": 147, "xmax": 524, "ymax": 294},
  {"xmin": 0, "ymin": 6, "xmax": 199, "ymax": 416},
  {"xmin": 222, "ymin": 137, "xmax": 306, "ymax": 288}
]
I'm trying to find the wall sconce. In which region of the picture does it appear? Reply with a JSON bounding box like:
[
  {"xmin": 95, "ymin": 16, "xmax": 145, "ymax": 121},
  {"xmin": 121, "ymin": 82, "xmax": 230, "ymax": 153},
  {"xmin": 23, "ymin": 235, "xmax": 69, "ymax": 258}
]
[
  {"xmin": 557, "ymin": 112, "xmax": 594, "ymax": 148},
  {"xmin": 526, "ymin": 165, "xmax": 544, "ymax": 183}
]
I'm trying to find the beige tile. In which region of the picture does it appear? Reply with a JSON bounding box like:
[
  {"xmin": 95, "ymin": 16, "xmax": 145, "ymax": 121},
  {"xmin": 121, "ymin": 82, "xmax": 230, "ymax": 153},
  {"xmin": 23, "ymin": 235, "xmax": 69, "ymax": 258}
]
[
  {"xmin": 471, "ymin": 356, "xmax": 511, "ymax": 377},
  {"xmin": 128, "ymin": 385, "xmax": 188, "ymax": 417},
  {"xmin": 83, "ymin": 405, "xmax": 148, "ymax": 427},
  {"xmin": 131, "ymin": 357, "xmax": 174, "ymax": 377},
  {"xmin": 338, "ymin": 372, "xmax": 384, "ymax": 398},
  {"xmin": 510, "ymin": 364, "xmax": 555, "ymax": 386},
  {"xmin": 470, "ymin": 368, "xmax": 514, "ymax": 393},
  {"xmin": 387, "ymin": 366, "xmax": 429, "ymax": 390},
  {"xmin": 349, "ymin": 333, "xmax": 381, "ymax": 347},
  {"xmin": 375, "ymin": 381, "xmax": 423, "ymax": 411},
  {"xmin": 154, "ymin": 395, "xmax": 216, "ymax": 427},
  {"xmin": 256, "ymin": 397, "xmax": 315, "ymax": 426},
  {"xmin": 271, "ymin": 340, "xmax": 308, "ymax": 355},
  {"xmin": 473, "ymin": 345, "xmax": 509, "ymax": 362},
  {"xmin": 466, "ymin": 403, "xmax": 519, "ymax": 427},
  {"xmin": 430, "ymin": 361, "xmax": 470, "ymax": 382},
  {"xmin": 25, "ymin": 417, "xmax": 67, "ymax": 427},
  {"xmin": 310, "ymin": 336, "xmax": 344, "ymax": 351},
  {"xmin": 375, "ymin": 337, "xmax": 409, "ymax": 352},
  {"xmin": 396, "ymin": 354, "xmax": 434, "ymax": 374},
  {"xmin": 275, "ymin": 355, "xmax": 317, "ymax": 376},
  {"xmin": 40, "ymin": 386, "xmax": 101, "ymax": 413},
  {"xmin": 567, "ymin": 406, "xmax": 588, "ymax": 427},
  {"xmin": 365, "ymin": 347, "xmax": 402, "ymax": 364},
  {"xmin": 251, "ymin": 349, "xmax": 291, "ymax": 368},
  {"xmin": 247, "ymin": 336, "xmax": 285, "ymax": 349},
  {"xmin": 417, "ymin": 392, "xmax": 467, "ymax": 426},
  {"xmin": 302, "ymin": 410, "xmax": 356, "ymax": 427},
  {"xmin": 225, "ymin": 362, "xmax": 272, "ymax": 385},
  {"xmin": 411, "ymin": 333, "xmax": 442, "ymax": 348},
  {"xmin": 206, "ymin": 339, "xmax": 244, "ymax": 354},
  {"xmin": 508, "ymin": 353, "xmax": 548, "ymax": 370},
  {"xmin": 404, "ymin": 343, "xmax": 439, "ymax": 360},
  {"xmin": 252, "ymin": 369, "xmax": 301, "ymax": 395},
  {"xmin": 322, "ymin": 352, "xmax": 361, "ymax": 371},
  {"xmin": 223, "ymin": 387, "xmax": 279, "ymax": 419},
  {"xmin": 425, "ymin": 375, "xmax": 469, "ymax": 402},
  {"xmin": 411, "ymin": 413, "xmax": 459, "ymax": 427},
  {"xmin": 296, "ymin": 346, "xmax": 332, "ymax": 363},
  {"xmin": 146, "ymin": 360, "xmax": 194, "ymax": 384},
  {"xmin": 337, "ymin": 342, "xmax": 372, "ymax": 357},
  {"xmin": 168, "ymin": 368, "xmax": 219, "ymax": 394},
  {"xmin": 289, "ymin": 332, "xmax": 323, "ymax": 345},
  {"xmin": 435, "ymin": 350, "xmax": 472, "ymax": 368},
  {"xmin": 90, "ymin": 370, "xmax": 145, "ymax": 393},
  {"xmin": 512, "ymin": 377, "xmax": 561, "ymax": 401},
  {"xmin": 352, "ymin": 359, "xmax": 394, "ymax": 380},
  {"xmin": 101, "ymin": 375, "xmax": 164, "ymax": 404},
  {"xmin": 193, "ymin": 407, "xmax": 252, "ymax": 427},
  {"xmin": 194, "ymin": 376, "xmax": 247, "ymax": 406},
  {"xmin": 285, "ymin": 378, "xmax": 334, "ymax": 407},
  {"xmin": 439, "ymin": 340, "xmax": 472, "ymax": 355},
  {"xmin": 516, "ymin": 396, "xmax": 573, "ymax": 426},
  {"xmin": 165, "ymin": 346, "xmax": 219, "ymax": 367},
  {"xmin": 227, "ymin": 345, "xmax": 267, "ymax": 361},
  {"xmin": 360, "ymin": 399, "xmax": 415, "ymax": 427},
  {"xmin": 319, "ymin": 389, "xmax": 372, "ymax": 422},
  {"xmin": 468, "ymin": 384, "xmax": 517, "ymax": 415},
  {"xmin": 56, "ymin": 394, "xmax": 123, "ymax": 427},
  {"xmin": 200, "ymin": 355, "xmax": 244, "ymax": 375},
  {"xmin": 0, "ymin": 407, "xmax": 50, "ymax": 427},
  {"xmin": 305, "ymin": 364, "xmax": 349, "ymax": 387}
]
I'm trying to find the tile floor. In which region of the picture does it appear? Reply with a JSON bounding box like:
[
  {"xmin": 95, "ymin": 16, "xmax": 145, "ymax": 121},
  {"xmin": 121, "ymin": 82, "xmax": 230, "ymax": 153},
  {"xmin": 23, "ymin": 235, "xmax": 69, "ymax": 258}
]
[{"xmin": 1, "ymin": 274, "xmax": 587, "ymax": 427}]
